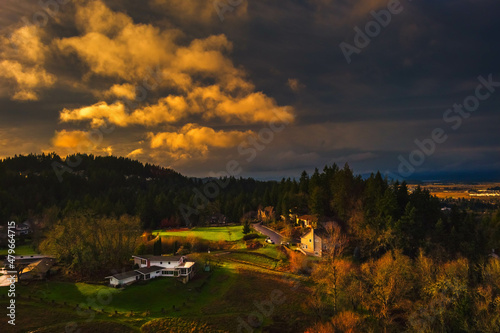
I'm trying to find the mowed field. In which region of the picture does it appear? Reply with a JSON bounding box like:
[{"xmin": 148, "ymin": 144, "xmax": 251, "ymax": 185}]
[
  {"xmin": 412, "ymin": 182, "xmax": 500, "ymax": 200},
  {"xmin": 0, "ymin": 243, "xmax": 38, "ymax": 256},
  {"xmin": 0, "ymin": 252, "xmax": 311, "ymax": 333},
  {"xmin": 152, "ymin": 226, "xmax": 245, "ymax": 241}
]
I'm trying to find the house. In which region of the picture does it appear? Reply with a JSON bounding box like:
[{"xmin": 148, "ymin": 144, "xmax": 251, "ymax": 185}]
[
  {"xmin": 3, "ymin": 255, "xmax": 56, "ymax": 280},
  {"xmin": 106, "ymin": 255, "xmax": 196, "ymax": 287},
  {"xmin": 15, "ymin": 222, "xmax": 32, "ymax": 236},
  {"xmin": 489, "ymin": 249, "xmax": 499, "ymax": 260},
  {"xmin": 210, "ymin": 213, "xmax": 226, "ymax": 225},
  {"xmin": 106, "ymin": 271, "xmax": 141, "ymax": 287},
  {"xmin": 300, "ymin": 228, "xmax": 329, "ymax": 257},
  {"xmin": 296, "ymin": 215, "xmax": 318, "ymax": 228},
  {"xmin": 136, "ymin": 266, "xmax": 164, "ymax": 281},
  {"xmin": 19, "ymin": 257, "xmax": 56, "ymax": 280}
]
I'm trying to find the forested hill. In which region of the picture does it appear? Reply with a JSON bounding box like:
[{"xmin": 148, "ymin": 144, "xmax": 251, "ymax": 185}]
[
  {"xmin": 0, "ymin": 153, "xmax": 274, "ymax": 228},
  {"xmin": 1, "ymin": 153, "xmax": 499, "ymax": 261}
]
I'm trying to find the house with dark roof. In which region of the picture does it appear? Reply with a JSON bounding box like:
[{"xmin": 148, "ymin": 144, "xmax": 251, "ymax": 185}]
[
  {"xmin": 15, "ymin": 221, "xmax": 32, "ymax": 236},
  {"xmin": 296, "ymin": 215, "xmax": 319, "ymax": 228},
  {"xmin": 105, "ymin": 271, "xmax": 140, "ymax": 287}
]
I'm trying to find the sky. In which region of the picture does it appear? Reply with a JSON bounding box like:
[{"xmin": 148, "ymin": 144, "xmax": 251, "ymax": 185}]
[{"xmin": 0, "ymin": 0, "xmax": 499, "ymax": 180}]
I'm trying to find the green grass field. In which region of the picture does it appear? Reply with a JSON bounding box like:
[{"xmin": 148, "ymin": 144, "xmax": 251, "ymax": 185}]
[
  {"xmin": 152, "ymin": 226, "xmax": 244, "ymax": 241},
  {"xmin": 13, "ymin": 265, "xmax": 236, "ymax": 315},
  {"xmin": 0, "ymin": 251, "xmax": 311, "ymax": 332},
  {"xmin": 0, "ymin": 243, "xmax": 38, "ymax": 256}
]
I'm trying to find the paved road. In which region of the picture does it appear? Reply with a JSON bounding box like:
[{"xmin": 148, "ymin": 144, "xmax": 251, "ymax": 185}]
[{"xmin": 252, "ymin": 223, "xmax": 283, "ymax": 244}]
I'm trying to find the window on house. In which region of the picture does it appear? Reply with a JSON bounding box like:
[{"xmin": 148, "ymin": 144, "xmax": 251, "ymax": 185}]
[
  {"xmin": 145, "ymin": 274, "xmax": 150, "ymax": 279},
  {"xmin": 309, "ymin": 239, "xmax": 311, "ymax": 242},
  {"xmin": 141, "ymin": 259, "xmax": 146, "ymax": 265}
]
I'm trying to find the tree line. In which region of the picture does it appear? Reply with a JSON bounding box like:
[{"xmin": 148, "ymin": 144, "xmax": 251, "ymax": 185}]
[{"xmin": 1, "ymin": 154, "xmax": 499, "ymax": 262}]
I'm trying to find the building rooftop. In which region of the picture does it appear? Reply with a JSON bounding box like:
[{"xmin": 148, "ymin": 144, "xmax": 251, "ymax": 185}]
[
  {"xmin": 176, "ymin": 261, "xmax": 195, "ymax": 268},
  {"xmin": 135, "ymin": 265, "xmax": 164, "ymax": 275},
  {"xmin": 106, "ymin": 270, "xmax": 141, "ymax": 280}
]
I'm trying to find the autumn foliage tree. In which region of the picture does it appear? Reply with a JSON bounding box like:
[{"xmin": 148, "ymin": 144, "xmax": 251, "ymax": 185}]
[{"xmin": 40, "ymin": 211, "xmax": 141, "ymax": 277}]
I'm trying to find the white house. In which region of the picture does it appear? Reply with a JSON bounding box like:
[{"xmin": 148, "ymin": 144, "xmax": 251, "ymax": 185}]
[
  {"xmin": 106, "ymin": 255, "xmax": 195, "ymax": 287},
  {"xmin": 136, "ymin": 265, "xmax": 164, "ymax": 280}
]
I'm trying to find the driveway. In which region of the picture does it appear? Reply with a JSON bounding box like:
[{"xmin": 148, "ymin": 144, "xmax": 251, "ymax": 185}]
[{"xmin": 252, "ymin": 223, "xmax": 283, "ymax": 244}]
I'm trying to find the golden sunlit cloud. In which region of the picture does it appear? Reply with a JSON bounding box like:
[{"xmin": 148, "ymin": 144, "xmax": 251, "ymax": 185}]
[
  {"xmin": 56, "ymin": 0, "xmax": 178, "ymax": 81},
  {"xmin": 0, "ymin": 60, "xmax": 55, "ymax": 101},
  {"xmin": 51, "ymin": 129, "xmax": 95, "ymax": 150},
  {"xmin": 60, "ymin": 88, "xmax": 294, "ymax": 127},
  {"xmin": 0, "ymin": 25, "xmax": 55, "ymax": 100},
  {"xmin": 52, "ymin": 0, "xmax": 294, "ymax": 158},
  {"xmin": 148, "ymin": 124, "xmax": 254, "ymax": 157},
  {"xmin": 126, "ymin": 148, "xmax": 144, "ymax": 158},
  {"xmin": 6, "ymin": 25, "xmax": 48, "ymax": 63},
  {"xmin": 103, "ymin": 83, "xmax": 137, "ymax": 100}
]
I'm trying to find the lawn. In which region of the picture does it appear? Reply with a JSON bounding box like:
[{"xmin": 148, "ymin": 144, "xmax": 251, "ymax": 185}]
[
  {"xmin": 152, "ymin": 226, "xmax": 244, "ymax": 241},
  {"xmin": 0, "ymin": 255, "xmax": 312, "ymax": 332},
  {"xmin": 226, "ymin": 252, "xmax": 279, "ymax": 269},
  {"xmin": 250, "ymin": 244, "xmax": 285, "ymax": 259},
  {"xmin": 0, "ymin": 243, "xmax": 38, "ymax": 256},
  {"xmin": 9, "ymin": 262, "xmax": 238, "ymax": 315}
]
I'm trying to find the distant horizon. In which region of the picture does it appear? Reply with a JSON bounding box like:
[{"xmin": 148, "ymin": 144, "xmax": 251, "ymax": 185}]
[{"xmin": 2, "ymin": 152, "xmax": 499, "ymax": 183}]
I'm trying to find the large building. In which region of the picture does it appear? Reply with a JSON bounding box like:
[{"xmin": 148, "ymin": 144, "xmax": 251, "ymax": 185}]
[{"xmin": 106, "ymin": 255, "xmax": 195, "ymax": 287}]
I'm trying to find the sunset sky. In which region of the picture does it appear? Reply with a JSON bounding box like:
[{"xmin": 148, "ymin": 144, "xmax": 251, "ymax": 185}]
[{"xmin": 0, "ymin": 0, "xmax": 499, "ymax": 179}]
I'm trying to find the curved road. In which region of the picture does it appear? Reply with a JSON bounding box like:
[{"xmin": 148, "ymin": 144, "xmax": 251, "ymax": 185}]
[{"xmin": 252, "ymin": 222, "xmax": 283, "ymax": 244}]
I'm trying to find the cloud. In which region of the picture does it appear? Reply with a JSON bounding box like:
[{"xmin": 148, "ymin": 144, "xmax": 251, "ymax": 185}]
[
  {"xmin": 51, "ymin": 130, "xmax": 95, "ymax": 149},
  {"xmin": 59, "ymin": 98, "xmax": 187, "ymax": 128},
  {"xmin": 150, "ymin": 0, "xmax": 248, "ymax": 23},
  {"xmin": 309, "ymin": 0, "xmax": 390, "ymax": 26},
  {"xmin": 287, "ymin": 78, "xmax": 305, "ymax": 93},
  {"xmin": 103, "ymin": 83, "xmax": 137, "ymax": 100},
  {"xmin": 148, "ymin": 123, "xmax": 254, "ymax": 158},
  {"xmin": 126, "ymin": 148, "xmax": 144, "ymax": 158},
  {"xmin": 0, "ymin": 25, "xmax": 55, "ymax": 100},
  {"xmin": 53, "ymin": 0, "xmax": 294, "ymax": 162},
  {"xmin": 60, "ymin": 88, "xmax": 293, "ymax": 127}
]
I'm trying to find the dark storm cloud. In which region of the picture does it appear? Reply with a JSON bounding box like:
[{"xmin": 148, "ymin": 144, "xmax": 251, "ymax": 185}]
[{"xmin": 0, "ymin": 0, "xmax": 498, "ymax": 179}]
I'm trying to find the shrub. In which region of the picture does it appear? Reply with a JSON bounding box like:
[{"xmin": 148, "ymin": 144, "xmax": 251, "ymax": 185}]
[
  {"xmin": 243, "ymin": 233, "xmax": 259, "ymax": 241},
  {"xmin": 141, "ymin": 318, "xmax": 222, "ymax": 333},
  {"xmin": 246, "ymin": 240, "xmax": 263, "ymax": 249}
]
